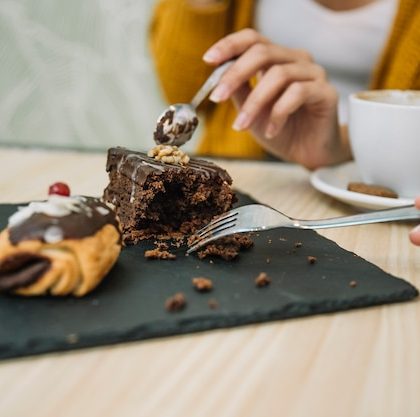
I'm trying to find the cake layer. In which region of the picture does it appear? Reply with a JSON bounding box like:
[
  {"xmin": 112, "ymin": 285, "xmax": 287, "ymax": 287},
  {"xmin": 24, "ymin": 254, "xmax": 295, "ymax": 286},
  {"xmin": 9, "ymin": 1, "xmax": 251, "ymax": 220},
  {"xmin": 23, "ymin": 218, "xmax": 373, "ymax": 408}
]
[{"xmin": 103, "ymin": 147, "xmax": 236, "ymax": 244}]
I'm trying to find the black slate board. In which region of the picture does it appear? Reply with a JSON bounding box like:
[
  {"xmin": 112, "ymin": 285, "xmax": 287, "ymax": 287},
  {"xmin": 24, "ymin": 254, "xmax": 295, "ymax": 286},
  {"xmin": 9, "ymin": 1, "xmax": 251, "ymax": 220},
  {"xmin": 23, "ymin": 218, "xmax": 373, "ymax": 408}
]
[{"xmin": 0, "ymin": 193, "xmax": 418, "ymax": 360}]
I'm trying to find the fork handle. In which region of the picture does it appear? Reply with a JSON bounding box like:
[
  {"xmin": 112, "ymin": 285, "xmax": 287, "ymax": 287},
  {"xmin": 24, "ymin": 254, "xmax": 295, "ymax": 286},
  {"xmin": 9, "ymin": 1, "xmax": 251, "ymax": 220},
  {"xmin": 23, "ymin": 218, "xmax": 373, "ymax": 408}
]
[
  {"xmin": 295, "ymin": 204, "xmax": 420, "ymax": 229},
  {"xmin": 190, "ymin": 59, "xmax": 235, "ymax": 109}
]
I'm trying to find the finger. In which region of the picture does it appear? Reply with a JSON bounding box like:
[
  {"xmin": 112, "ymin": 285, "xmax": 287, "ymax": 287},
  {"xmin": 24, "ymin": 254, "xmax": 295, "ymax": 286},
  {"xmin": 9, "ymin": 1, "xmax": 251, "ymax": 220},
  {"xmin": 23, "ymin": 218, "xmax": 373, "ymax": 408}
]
[
  {"xmin": 231, "ymin": 82, "xmax": 252, "ymax": 110},
  {"xmin": 410, "ymin": 197, "xmax": 420, "ymax": 245},
  {"xmin": 203, "ymin": 28, "xmax": 266, "ymax": 64},
  {"xmin": 265, "ymin": 81, "xmax": 337, "ymax": 138},
  {"xmin": 232, "ymin": 63, "xmax": 326, "ymax": 130},
  {"xmin": 409, "ymin": 225, "xmax": 420, "ymax": 246},
  {"xmin": 210, "ymin": 43, "xmax": 321, "ymax": 103}
]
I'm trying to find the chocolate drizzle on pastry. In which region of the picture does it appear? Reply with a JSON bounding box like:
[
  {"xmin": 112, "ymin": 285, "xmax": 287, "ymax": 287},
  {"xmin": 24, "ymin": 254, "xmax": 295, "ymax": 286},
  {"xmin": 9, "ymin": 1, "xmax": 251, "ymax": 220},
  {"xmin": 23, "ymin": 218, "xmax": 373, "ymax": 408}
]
[
  {"xmin": 0, "ymin": 195, "xmax": 122, "ymax": 296},
  {"xmin": 9, "ymin": 196, "xmax": 120, "ymax": 245}
]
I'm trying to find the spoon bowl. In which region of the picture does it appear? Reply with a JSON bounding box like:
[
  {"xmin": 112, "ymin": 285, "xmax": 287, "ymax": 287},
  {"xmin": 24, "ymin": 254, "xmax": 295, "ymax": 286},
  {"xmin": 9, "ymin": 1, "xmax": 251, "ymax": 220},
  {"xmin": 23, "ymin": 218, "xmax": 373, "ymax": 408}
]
[
  {"xmin": 154, "ymin": 104, "xmax": 198, "ymax": 147},
  {"xmin": 153, "ymin": 60, "xmax": 235, "ymax": 147}
]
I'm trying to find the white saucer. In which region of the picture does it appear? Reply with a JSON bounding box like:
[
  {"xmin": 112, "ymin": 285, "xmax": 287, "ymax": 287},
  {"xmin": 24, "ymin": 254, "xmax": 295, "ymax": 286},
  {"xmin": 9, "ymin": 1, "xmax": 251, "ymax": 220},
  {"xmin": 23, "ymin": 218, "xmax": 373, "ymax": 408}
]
[{"xmin": 310, "ymin": 162, "xmax": 414, "ymax": 210}]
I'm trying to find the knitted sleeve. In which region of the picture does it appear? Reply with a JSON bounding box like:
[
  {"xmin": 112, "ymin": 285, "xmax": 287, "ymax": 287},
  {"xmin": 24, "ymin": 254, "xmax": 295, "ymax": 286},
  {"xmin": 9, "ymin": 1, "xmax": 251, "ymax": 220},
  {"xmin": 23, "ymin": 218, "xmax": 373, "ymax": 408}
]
[
  {"xmin": 370, "ymin": 0, "xmax": 420, "ymax": 89},
  {"xmin": 149, "ymin": 0, "xmax": 232, "ymax": 105}
]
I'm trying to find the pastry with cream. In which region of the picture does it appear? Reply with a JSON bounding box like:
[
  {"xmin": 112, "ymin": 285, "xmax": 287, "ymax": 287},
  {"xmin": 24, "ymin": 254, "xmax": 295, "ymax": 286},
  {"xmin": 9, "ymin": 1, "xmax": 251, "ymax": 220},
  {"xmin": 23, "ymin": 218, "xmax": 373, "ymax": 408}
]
[{"xmin": 0, "ymin": 184, "xmax": 121, "ymax": 297}]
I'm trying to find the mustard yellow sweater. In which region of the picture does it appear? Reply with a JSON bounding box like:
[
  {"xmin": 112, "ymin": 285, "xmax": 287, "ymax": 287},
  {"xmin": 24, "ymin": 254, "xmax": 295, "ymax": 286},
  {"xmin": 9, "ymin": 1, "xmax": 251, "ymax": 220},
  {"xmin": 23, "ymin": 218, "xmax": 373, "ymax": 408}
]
[{"xmin": 150, "ymin": 0, "xmax": 420, "ymax": 159}]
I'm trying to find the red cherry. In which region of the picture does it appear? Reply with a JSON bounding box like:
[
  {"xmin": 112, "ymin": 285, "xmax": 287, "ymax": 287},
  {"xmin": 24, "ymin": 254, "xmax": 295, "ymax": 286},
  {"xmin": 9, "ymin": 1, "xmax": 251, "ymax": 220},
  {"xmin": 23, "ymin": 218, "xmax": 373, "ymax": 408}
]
[{"xmin": 48, "ymin": 182, "xmax": 71, "ymax": 197}]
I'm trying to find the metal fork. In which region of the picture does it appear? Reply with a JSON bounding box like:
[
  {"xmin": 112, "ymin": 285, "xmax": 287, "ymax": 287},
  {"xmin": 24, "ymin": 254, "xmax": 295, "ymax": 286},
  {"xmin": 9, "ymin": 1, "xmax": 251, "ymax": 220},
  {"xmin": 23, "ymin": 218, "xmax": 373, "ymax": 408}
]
[{"xmin": 187, "ymin": 204, "xmax": 420, "ymax": 254}]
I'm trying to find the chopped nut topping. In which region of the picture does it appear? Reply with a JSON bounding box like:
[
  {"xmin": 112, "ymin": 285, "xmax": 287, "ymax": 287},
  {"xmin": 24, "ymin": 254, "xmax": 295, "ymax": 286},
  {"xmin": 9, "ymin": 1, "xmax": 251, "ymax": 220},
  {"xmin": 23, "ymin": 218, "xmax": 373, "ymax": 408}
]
[
  {"xmin": 147, "ymin": 144, "xmax": 190, "ymax": 166},
  {"xmin": 192, "ymin": 277, "xmax": 213, "ymax": 292}
]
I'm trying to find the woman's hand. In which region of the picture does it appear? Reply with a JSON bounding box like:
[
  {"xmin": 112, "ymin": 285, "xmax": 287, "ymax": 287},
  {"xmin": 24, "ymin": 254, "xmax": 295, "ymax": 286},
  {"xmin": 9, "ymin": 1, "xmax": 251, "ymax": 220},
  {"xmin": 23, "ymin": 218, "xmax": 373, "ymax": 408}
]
[
  {"xmin": 203, "ymin": 29, "xmax": 352, "ymax": 170},
  {"xmin": 409, "ymin": 197, "xmax": 420, "ymax": 246}
]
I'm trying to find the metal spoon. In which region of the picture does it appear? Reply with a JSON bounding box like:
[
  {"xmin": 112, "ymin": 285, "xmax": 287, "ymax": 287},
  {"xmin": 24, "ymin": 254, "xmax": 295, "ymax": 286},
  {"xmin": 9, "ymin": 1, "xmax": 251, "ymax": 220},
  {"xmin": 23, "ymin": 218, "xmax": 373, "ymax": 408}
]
[{"xmin": 153, "ymin": 60, "xmax": 235, "ymax": 147}]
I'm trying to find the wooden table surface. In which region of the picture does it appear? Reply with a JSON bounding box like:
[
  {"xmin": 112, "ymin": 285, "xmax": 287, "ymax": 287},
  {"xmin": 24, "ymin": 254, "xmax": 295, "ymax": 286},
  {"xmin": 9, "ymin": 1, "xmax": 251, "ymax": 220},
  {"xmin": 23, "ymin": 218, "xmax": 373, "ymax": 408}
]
[{"xmin": 0, "ymin": 147, "xmax": 419, "ymax": 417}]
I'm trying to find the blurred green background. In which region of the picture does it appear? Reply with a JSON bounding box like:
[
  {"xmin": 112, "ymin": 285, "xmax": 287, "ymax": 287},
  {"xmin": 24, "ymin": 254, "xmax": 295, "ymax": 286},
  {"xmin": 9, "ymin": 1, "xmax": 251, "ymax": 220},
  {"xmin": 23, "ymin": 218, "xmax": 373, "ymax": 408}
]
[{"xmin": 0, "ymin": 0, "xmax": 194, "ymax": 152}]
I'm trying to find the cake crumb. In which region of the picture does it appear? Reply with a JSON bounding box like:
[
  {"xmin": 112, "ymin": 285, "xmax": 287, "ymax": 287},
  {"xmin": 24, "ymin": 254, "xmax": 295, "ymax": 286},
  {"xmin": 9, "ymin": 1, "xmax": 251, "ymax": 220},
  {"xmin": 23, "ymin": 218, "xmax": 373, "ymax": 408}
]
[
  {"xmin": 196, "ymin": 233, "xmax": 253, "ymax": 261},
  {"xmin": 307, "ymin": 256, "xmax": 317, "ymax": 264},
  {"xmin": 208, "ymin": 298, "xmax": 219, "ymax": 309},
  {"xmin": 294, "ymin": 241, "xmax": 303, "ymax": 248},
  {"xmin": 255, "ymin": 272, "xmax": 271, "ymax": 287},
  {"xmin": 266, "ymin": 257, "xmax": 271, "ymax": 264},
  {"xmin": 145, "ymin": 248, "xmax": 176, "ymax": 260},
  {"xmin": 192, "ymin": 277, "xmax": 213, "ymax": 292},
  {"xmin": 165, "ymin": 293, "xmax": 187, "ymax": 312},
  {"xmin": 349, "ymin": 280, "xmax": 358, "ymax": 288}
]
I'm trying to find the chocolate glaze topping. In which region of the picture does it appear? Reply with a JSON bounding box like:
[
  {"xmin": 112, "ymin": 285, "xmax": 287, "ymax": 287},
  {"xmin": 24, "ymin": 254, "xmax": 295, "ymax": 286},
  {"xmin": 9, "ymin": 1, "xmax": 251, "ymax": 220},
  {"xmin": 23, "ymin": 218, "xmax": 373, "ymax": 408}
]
[
  {"xmin": 9, "ymin": 197, "xmax": 120, "ymax": 245},
  {"xmin": 106, "ymin": 147, "xmax": 232, "ymax": 186}
]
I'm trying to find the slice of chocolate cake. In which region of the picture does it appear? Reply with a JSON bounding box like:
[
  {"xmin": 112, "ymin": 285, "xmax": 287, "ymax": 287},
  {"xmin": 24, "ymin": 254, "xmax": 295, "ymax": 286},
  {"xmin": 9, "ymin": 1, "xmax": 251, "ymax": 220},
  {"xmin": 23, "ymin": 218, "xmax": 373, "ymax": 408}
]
[{"xmin": 103, "ymin": 147, "xmax": 236, "ymax": 244}]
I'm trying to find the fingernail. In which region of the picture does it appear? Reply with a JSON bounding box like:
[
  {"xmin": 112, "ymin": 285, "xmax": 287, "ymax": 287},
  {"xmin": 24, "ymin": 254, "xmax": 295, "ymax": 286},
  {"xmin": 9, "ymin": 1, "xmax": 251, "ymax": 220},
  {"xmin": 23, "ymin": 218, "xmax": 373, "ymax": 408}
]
[
  {"xmin": 203, "ymin": 49, "xmax": 220, "ymax": 63},
  {"xmin": 209, "ymin": 84, "xmax": 229, "ymax": 102},
  {"xmin": 265, "ymin": 123, "xmax": 278, "ymax": 139},
  {"xmin": 232, "ymin": 112, "xmax": 250, "ymax": 131}
]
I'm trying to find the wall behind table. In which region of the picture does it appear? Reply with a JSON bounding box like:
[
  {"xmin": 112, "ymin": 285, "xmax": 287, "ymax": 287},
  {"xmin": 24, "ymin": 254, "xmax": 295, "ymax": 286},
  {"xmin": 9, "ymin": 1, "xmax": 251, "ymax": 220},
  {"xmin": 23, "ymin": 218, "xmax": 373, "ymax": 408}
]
[{"xmin": 0, "ymin": 0, "xmax": 195, "ymax": 152}]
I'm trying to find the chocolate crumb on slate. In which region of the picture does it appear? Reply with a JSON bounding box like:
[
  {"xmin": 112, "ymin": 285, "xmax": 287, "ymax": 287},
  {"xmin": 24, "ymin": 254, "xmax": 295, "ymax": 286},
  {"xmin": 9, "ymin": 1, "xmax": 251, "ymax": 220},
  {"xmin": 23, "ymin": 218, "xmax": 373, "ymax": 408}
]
[
  {"xmin": 349, "ymin": 280, "xmax": 358, "ymax": 288},
  {"xmin": 196, "ymin": 233, "xmax": 253, "ymax": 261},
  {"xmin": 192, "ymin": 277, "xmax": 213, "ymax": 292},
  {"xmin": 307, "ymin": 256, "xmax": 317, "ymax": 264},
  {"xmin": 255, "ymin": 272, "xmax": 271, "ymax": 287},
  {"xmin": 208, "ymin": 298, "xmax": 219, "ymax": 309},
  {"xmin": 165, "ymin": 292, "xmax": 186, "ymax": 312},
  {"xmin": 144, "ymin": 248, "xmax": 176, "ymax": 260},
  {"xmin": 156, "ymin": 241, "xmax": 169, "ymax": 250}
]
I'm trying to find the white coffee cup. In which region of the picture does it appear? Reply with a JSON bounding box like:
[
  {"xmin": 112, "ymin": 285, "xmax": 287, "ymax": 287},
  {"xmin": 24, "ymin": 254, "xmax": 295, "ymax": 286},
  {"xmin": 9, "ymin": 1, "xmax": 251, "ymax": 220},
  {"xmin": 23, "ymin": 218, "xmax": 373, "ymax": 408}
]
[{"xmin": 348, "ymin": 90, "xmax": 420, "ymax": 198}]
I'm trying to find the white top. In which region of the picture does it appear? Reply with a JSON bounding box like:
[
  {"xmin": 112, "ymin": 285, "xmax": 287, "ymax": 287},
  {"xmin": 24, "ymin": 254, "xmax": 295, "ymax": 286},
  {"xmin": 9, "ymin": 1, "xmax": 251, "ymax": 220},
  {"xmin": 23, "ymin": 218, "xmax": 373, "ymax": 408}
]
[{"xmin": 255, "ymin": 0, "xmax": 397, "ymax": 122}]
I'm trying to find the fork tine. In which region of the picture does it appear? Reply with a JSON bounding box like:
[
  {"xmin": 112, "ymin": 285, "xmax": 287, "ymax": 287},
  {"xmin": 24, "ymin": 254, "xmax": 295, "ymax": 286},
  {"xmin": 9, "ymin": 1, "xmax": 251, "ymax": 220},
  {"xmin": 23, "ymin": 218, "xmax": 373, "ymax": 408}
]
[
  {"xmin": 193, "ymin": 217, "xmax": 236, "ymax": 244},
  {"xmin": 195, "ymin": 215, "xmax": 238, "ymax": 241},
  {"xmin": 188, "ymin": 217, "xmax": 236, "ymax": 250},
  {"xmin": 187, "ymin": 222, "xmax": 237, "ymax": 254},
  {"xmin": 195, "ymin": 210, "xmax": 238, "ymax": 238}
]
